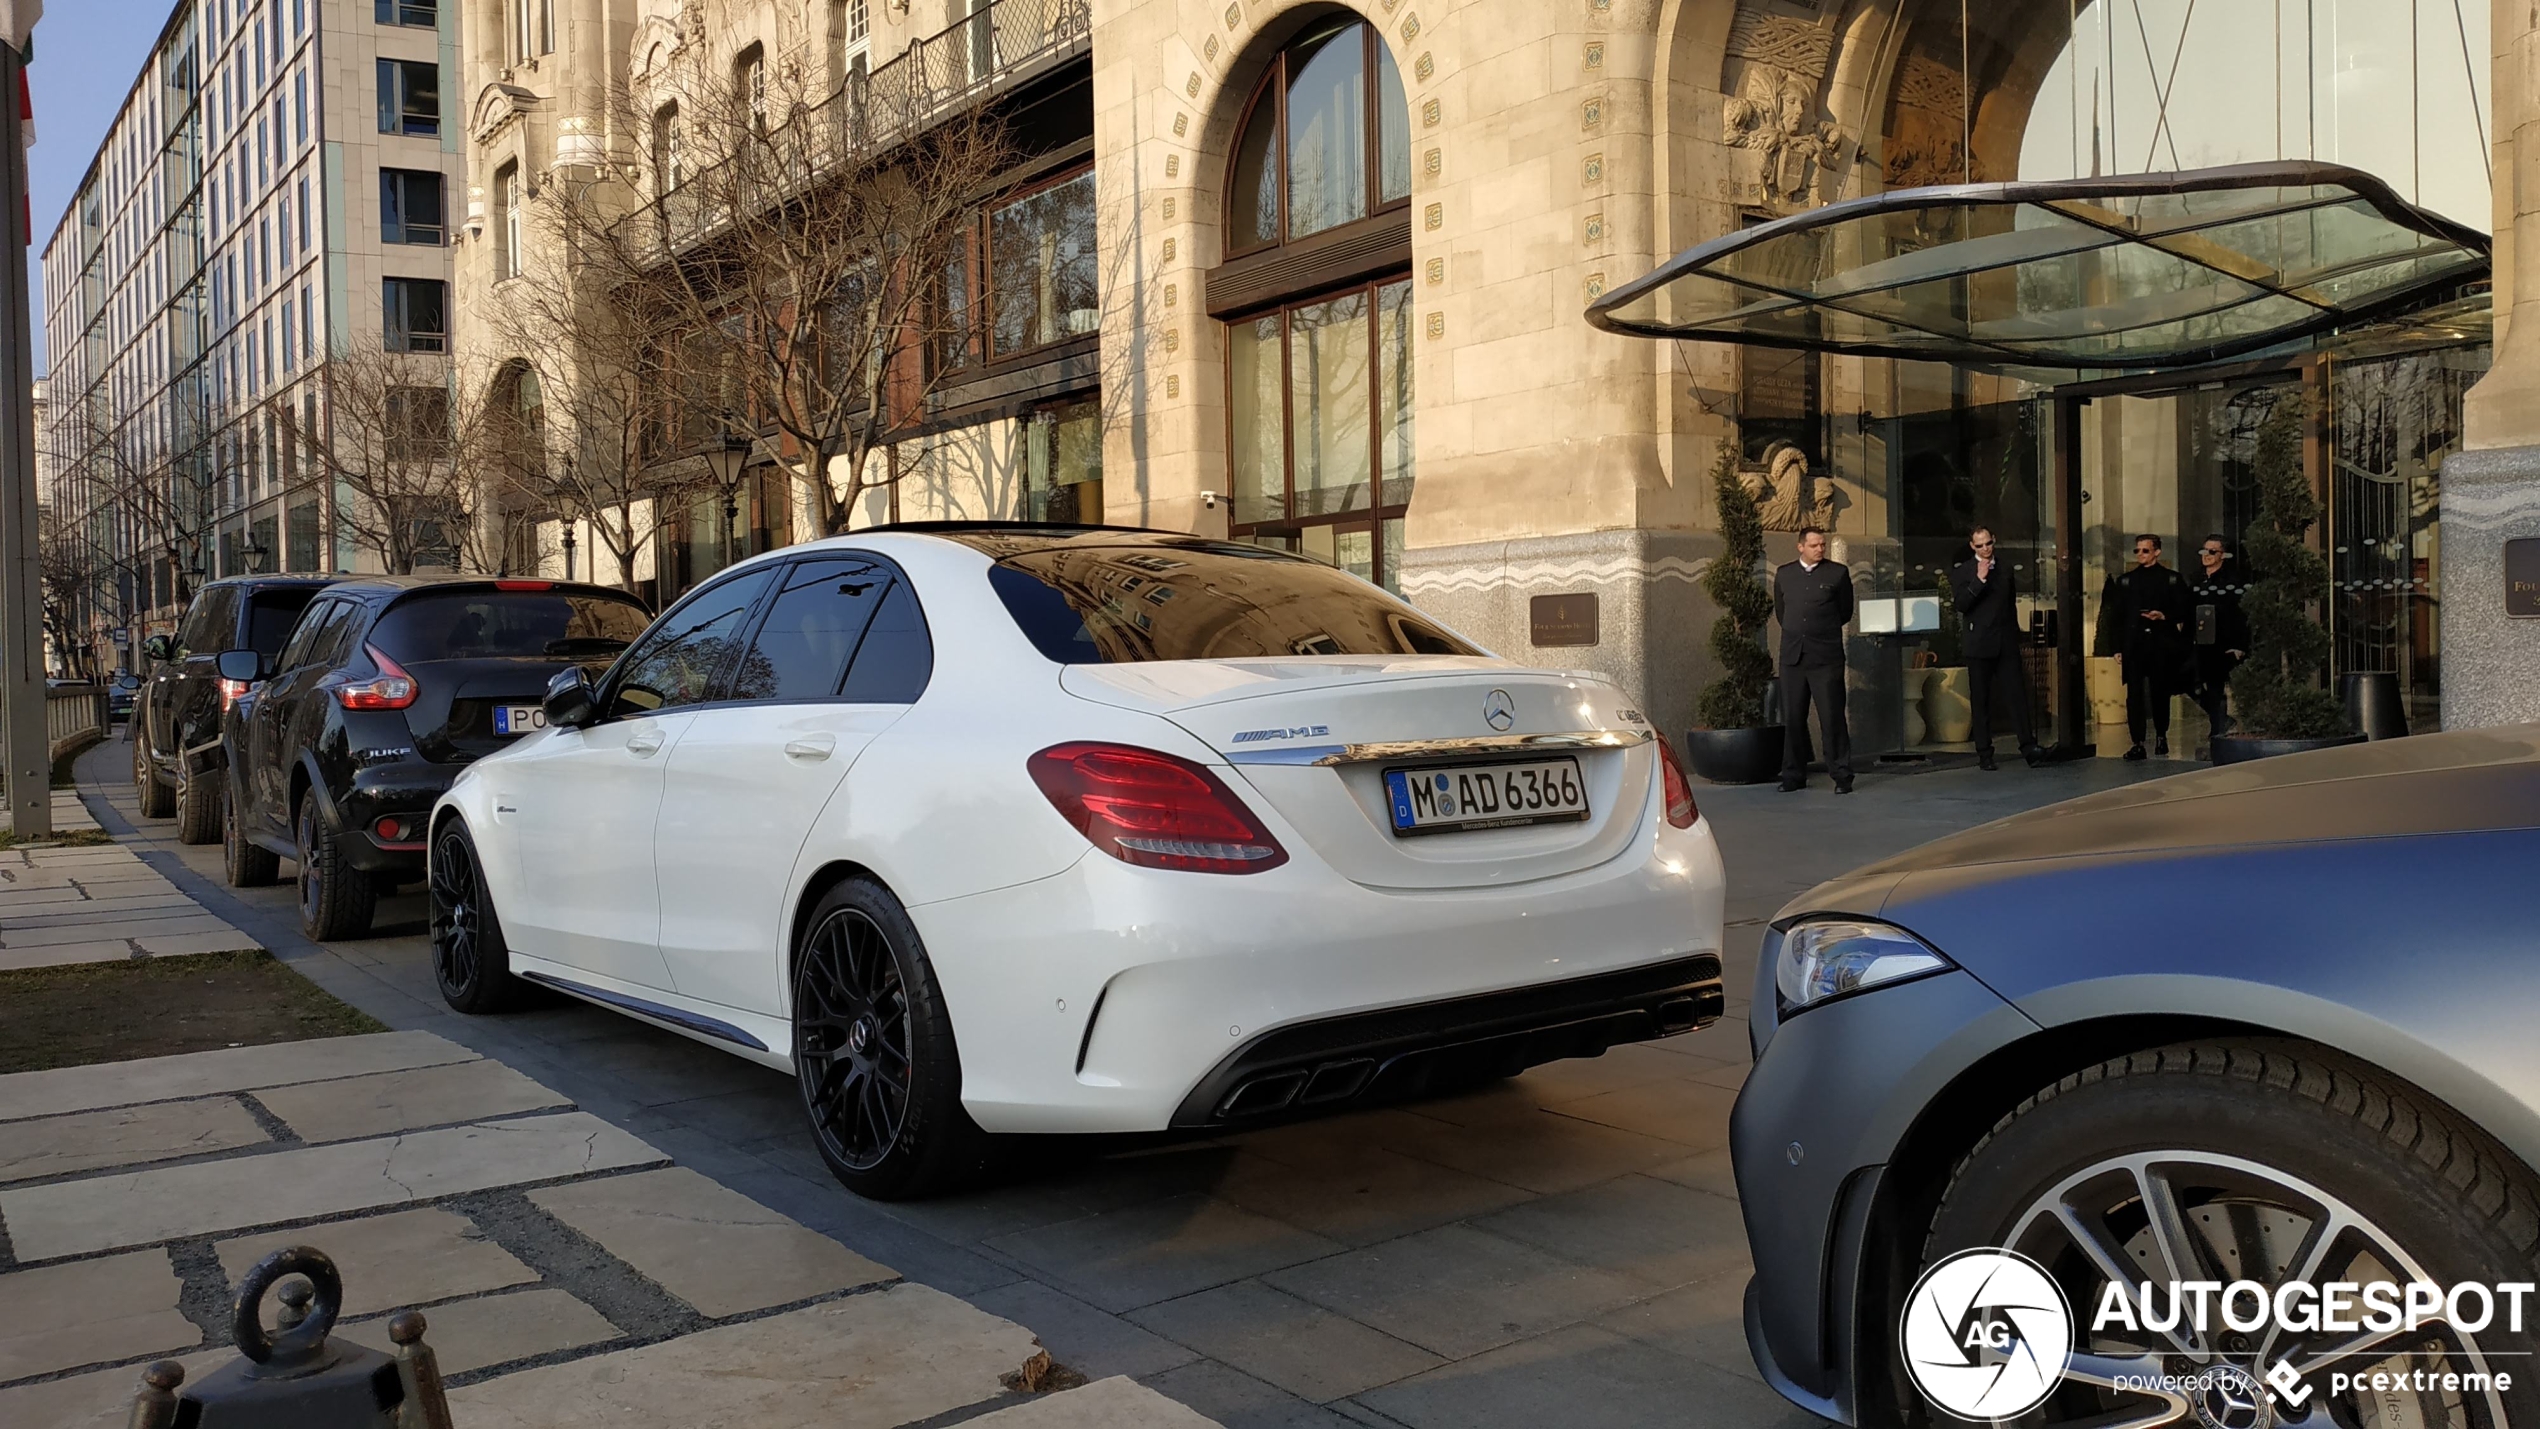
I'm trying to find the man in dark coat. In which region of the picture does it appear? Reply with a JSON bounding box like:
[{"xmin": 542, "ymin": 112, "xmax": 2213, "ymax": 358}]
[
  {"xmin": 1949, "ymin": 527, "xmax": 2043, "ymax": 771},
  {"xmin": 2103, "ymin": 533, "xmax": 2193, "ymax": 760},
  {"xmin": 1773, "ymin": 526, "xmax": 1855, "ymax": 793},
  {"xmin": 2186, "ymin": 533, "xmax": 2249, "ymax": 740}
]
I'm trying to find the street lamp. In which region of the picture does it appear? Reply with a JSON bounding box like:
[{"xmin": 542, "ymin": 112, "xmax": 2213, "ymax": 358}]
[
  {"xmin": 701, "ymin": 433, "xmax": 751, "ymax": 570},
  {"xmin": 242, "ymin": 538, "xmax": 270, "ymax": 574},
  {"xmin": 560, "ymin": 522, "xmax": 577, "ymax": 582}
]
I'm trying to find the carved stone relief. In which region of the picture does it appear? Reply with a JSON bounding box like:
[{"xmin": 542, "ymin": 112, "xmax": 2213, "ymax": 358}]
[
  {"xmin": 1739, "ymin": 442, "xmax": 1839, "ymax": 532},
  {"xmin": 1720, "ymin": 5, "xmax": 1851, "ymax": 208}
]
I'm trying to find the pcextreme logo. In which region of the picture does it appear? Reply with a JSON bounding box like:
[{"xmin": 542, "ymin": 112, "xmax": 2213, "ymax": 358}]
[{"xmin": 1900, "ymin": 1248, "xmax": 2074, "ymax": 1420}]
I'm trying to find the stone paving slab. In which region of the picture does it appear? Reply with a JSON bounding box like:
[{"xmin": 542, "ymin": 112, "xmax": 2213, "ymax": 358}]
[
  {"xmin": 0, "ymin": 894, "xmax": 198, "ymax": 925},
  {"xmin": 216, "ymin": 1208, "xmax": 541, "ymax": 1322},
  {"xmin": 966, "ymin": 1376, "xmax": 1227, "ymax": 1428},
  {"xmin": 0, "ymin": 1113, "xmax": 664, "ymax": 1260},
  {"xmin": 337, "ymin": 1287, "xmax": 620, "ymax": 1376},
  {"xmin": 0, "ymin": 941, "xmax": 133, "ymax": 970},
  {"xmin": 0, "ymin": 1347, "xmax": 229, "ymax": 1428},
  {"xmin": 528, "ymin": 1166, "xmax": 893, "ymax": 1317},
  {"xmin": 0, "ymin": 1249, "xmax": 199, "ymax": 1382},
  {"xmin": 0, "ymin": 1096, "xmax": 269, "ymax": 1185},
  {"xmin": 0, "ymin": 1030, "xmax": 479, "ymax": 1123},
  {"xmin": 442, "ymin": 1285, "xmax": 1050, "ymax": 1429},
  {"xmin": 253, "ymin": 1058, "xmax": 568, "ymax": 1144},
  {"xmin": 130, "ymin": 928, "xmax": 265, "ymax": 957},
  {"xmin": 1, "ymin": 914, "xmax": 238, "ymax": 948}
]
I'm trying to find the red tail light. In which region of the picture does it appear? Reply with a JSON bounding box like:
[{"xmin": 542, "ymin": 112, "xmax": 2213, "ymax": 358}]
[
  {"xmin": 336, "ymin": 645, "xmax": 419, "ymax": 710},
  {"xmin": 494, "ymin": 580, "xmax": 552, "ymax": 591},
  {"xmin": 218, "ymin": 678, "xmax": 250, "ymax": 711},
  {"xmin": 1656, "ymin": 738, "xmax": 1700, "ymax": 829},
  {"xmin": 1028, "ymin": 742, "xmax": 1288, "ymax": 874}
]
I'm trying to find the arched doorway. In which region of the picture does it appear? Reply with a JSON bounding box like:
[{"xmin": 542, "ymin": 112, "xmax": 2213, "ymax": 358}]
[{"xmin": 1214, "ymin": 12, "xmax": 1417, "ymax": 591}]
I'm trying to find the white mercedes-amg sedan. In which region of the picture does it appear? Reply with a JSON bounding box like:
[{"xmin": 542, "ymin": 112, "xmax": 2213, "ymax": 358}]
[{"xmin": 428, "ymin": 526, "xmax": 1726, "ymax": 1198}]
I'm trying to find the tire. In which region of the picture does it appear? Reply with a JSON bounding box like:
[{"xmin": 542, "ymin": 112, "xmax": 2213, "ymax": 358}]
[
  {"xmin": 133, "ymin": 733, "xmax": 174, "ymax": 818},
  {"xmin": 791, "ymin": 877, "xmax": 992, "ymax": 1200},
  {"xmin": 221, "ymin": 783, "xmax": 279, "ymax": 887},
  {"xmin": 429, "ymin": 820, "xmax": 529, "ymax": 1014},
  {"xmin": 174, "ymin": 767, "xmax": 221, "ymax": 844},
  {"xmin": 294, "ymin": 793, "xmax": 376, "ymax": 941},
  {"xmin": 1920, "ymin": 1040, "xmax": 2540, "ymax": 1429}
]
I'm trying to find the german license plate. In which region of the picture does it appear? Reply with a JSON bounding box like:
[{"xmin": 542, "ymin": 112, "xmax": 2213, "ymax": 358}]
[
  {"xmin": 493, "ymin": 704, "xmax": 545, "ymax": 736},
  {"xmin": 1384, "ymin": 758, "xmax": 1589, "ymax": 836}
]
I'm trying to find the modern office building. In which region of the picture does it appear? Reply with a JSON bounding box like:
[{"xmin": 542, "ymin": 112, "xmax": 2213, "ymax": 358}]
[
  {"xmin": 462, "ymin": 0, "xmax": 2492, "ymax": 743},
  {"xmin": 37, "ymin": 0, "xmax": 464, "ymax": 667}
]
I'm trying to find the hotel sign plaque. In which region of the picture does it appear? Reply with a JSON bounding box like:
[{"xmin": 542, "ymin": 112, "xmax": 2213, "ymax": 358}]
[
  {"xmin": 2510, "ymin": 539, "xmax": 2540, "ymax": 618},
  {"xmin": 1529, "ymin": 593, "xmax": 1601, "ymax": 646}
]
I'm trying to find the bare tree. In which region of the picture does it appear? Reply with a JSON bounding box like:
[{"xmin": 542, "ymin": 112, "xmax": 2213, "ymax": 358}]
[
  {"xmin": 40, "ymin": 394, "xmax": 206, "ymax": 657},
  {"xmin": 312, "ymin": 345, "xmax": 518, "ymax": 575},
  {"xmin": 549, "ymin": 5, "xmax": 1019, "ymax": 538}
]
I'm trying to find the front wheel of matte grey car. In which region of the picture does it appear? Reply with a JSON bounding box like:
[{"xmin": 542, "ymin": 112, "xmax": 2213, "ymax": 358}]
[{"xmin": 1919, "ymin": 1041, "xmax": 2540, "ymax": 1429}]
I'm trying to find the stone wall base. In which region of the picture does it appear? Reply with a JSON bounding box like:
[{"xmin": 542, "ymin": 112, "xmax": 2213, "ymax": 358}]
[
  {"xmin": 2439, "ymin": 446, "xmax": 2540, "ymax": 729},
  {"xmin": 1399, "ymin": 529, "xmax": 1725, "ymax": 737}
]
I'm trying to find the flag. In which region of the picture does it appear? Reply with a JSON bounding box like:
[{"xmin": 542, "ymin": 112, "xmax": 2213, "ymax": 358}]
[{"xmin": 0, "ymin": 0, "xmax": 39, "ymax": 61}]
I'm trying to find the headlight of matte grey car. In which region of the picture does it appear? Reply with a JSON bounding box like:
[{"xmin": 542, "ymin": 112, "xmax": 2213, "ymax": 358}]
[{"xmin": 1774, "ymin": 919, "xmax": 1952, "ymax": 1014}]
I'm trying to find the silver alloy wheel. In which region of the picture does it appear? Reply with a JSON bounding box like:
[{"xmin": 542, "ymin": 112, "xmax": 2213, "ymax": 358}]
[{"xmin": 1992, "ymin": 1148, "xmax": 2511, "ymax": 1428}]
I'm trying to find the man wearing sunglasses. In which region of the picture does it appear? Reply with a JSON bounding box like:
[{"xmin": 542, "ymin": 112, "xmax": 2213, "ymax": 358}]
[
  {"xmin": 2186, "ymin": 533, "xmax": 2250, "ymax": 744},
  {"xmin": 2099, "ymin": 533, "xmax": 2194, "ymax": 759},
  {"xmin": 1949, "ymin": 527, "xmax": 2044, "ymax": 770}
]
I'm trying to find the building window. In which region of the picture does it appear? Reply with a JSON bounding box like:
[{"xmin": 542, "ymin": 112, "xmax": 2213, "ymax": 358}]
[
  {"xmin": 294, "ymin": 69, "xmax": 307, "ymax": 145},
  {"xmin": 374, "ymin": 0, "xmax": 434, "ymax": 26},
  {"xmin": 297, "ymin": 177, "xmax": 311, "ymax": 248},
  {"xmin": 377, "ymin": 59, "xmax": 440, "ymax": 137},
  {"xmin": 1226, "ymin": 18, "xmax": 1410, "ymax": 256},
  {"xmin": 495, "ymin": 163, "xmax": 521, "ymax": 279},
  {"xmin": 653, "ymin": 104, "xmax": 682, "ymax": 193},
  {"xmin": 509, "ymin": 0, "xmax": 550, "ymax": 61},
  {"xmin": 1022, "ymin": 398, "xmax": 1102, "ymax": 523},
  {"xmin": 281, "ymin": 297, "xmax": 295, "ymax": 370},
  {"xmin": 736, "ymin": 45, "xmax": 767, "ymax": 132},
  {"xmin": 539, "ymin": 0, "xmax": 554, "ymax": 55},
  {"xmin": 1225, "ymin": 279, "xmax": 1416, "ymax": 591},
  {"xmin": 380, "ymin": 167, "xmax": 443, "ymax": 245},
  {"xmin": 383, "ymin": 277, "xmax": 447, "ymax": 352},
  {"xmin": 988, "ymin": 167, "xmax": 1097, "ymax": 357}
]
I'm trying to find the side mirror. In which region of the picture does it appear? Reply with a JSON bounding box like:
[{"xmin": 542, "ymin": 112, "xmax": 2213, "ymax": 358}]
[
  {"xmin": 543, "ymin": 666, "xmax": 599, "ymax": 730},
  {"xmin": 140, "ymin": 634, "xmax": 174, "ymax": 663},
  {"xmin": 215, "ymin": 650, "xmax": 264, "ymax": 683}
]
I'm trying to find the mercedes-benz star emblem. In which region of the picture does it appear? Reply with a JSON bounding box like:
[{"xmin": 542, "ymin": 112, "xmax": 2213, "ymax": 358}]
[
  {"xmin": 1483, "ymin": 689, "xmax": 1516, "ymax": 732},
  {"xmin": 2193, "ymin": 1365, "xmax": 2273, "ymax": 1429}
]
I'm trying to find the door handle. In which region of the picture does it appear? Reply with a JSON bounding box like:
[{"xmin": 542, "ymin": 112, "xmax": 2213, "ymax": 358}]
[
  {"xmin": 626, "ymin": 731, "xmax": 666, "ymax": 757},
  {"xmin": 784, "ymin": 735, "xmax": 837, "ymax": 761}
]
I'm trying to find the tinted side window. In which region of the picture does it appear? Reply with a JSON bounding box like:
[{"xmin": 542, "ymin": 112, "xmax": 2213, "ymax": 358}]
[
  {"xmin": 729, "ymin": 557, "xmax": 891, "ymax": 702},
  {"xmin": 246, "ymin": 589, "xmax": 321, "ymax": 656},
  {"xmin": 179, "ymin": 589, "xmax": 234, "ymax": 655},
  {"xmin": 605, "ymin": 568, "xmax": 777, "ymax": 716},
  {"xmin": 372, "ymin": 591, "xmax": 650, "ymax": 663},
  {"xmin": 839, "ymin": 578, "xmax": 932, "ymax": 703},
  {"xmin": 315, "ymin": 604, "xmax": 371, "ymax": 669},
  {"xmin": 275, "ymin": 600, "xmax": 338, "ymax": 672}
]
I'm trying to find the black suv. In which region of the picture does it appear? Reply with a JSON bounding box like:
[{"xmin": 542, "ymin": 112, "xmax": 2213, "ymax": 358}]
[
  {"xmin": 219, "ymin": 575, "xmax": 651, "ymax": 939},
  {"xmin": 134, "ymin": 576, "xmax": 340, "ymax": 842}
]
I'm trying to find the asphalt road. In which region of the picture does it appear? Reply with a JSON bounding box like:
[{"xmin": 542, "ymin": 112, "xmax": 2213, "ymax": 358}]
[{"xmin": 79, "ymin": 735, "xmax": 2182, "ymax": 1429}]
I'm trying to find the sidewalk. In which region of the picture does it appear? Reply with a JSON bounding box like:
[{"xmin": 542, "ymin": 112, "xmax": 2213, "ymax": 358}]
[{"xmin": 0, "ymin": 797, "xmax": 1220, "ymax": 1429}]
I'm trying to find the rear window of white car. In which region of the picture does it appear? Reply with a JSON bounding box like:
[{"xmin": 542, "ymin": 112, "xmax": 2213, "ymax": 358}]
[{"xmin": 988, "ymin": 546, "xmax": 1480, "ymax": 664}]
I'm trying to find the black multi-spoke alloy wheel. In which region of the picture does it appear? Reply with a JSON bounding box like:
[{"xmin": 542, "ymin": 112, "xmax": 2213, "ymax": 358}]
[
  {"xmin": 1919, "ymin": 1041, "xmax": 2540, "ymax": 1429},
  {"xmin": 174, "ymin": 767, "xmax": 221, "ymax": 844},
  {"xmin": 221, "ymin": 782, "xmax": 279, "ymax": 887},
  {"xmin": 134, "ymin": 733, "xmax": 174, "ymax": 817},
  {"xmin": 429, "ymin": 820, "xmax": 526, "ymax": 1014},
  {"xmin": 294, "ymin": 794, "xmax": 376, "ymax": 941},
  {"xmin": 792, "ymin": 877, "xmax": 991, "ymax": 1200}
]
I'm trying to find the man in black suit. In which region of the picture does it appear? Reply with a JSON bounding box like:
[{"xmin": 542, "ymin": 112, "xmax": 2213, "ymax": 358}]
[
  {"xmin": 1773, "ymin": 526, "xmax": 1855, "ymax": 793},
  {"xmin": 1949, "ymin": 527, "xmax": 2044, "ymax": 771}
]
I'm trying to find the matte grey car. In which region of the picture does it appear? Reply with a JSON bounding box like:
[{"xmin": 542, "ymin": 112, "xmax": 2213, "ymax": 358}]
[{"xmin": 1734, "ymin": 726, "xmax": 2540, "ymax": 1428}]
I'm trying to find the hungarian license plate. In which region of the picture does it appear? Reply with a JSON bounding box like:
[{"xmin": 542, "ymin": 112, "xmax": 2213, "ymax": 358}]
[
  {"xmin": 492, "ymin": 704, "xmax": 546, "ymax": 736},
  {"xmin": 1384, "ymin": 757, "xmax": 1589, "ymax": 836}
]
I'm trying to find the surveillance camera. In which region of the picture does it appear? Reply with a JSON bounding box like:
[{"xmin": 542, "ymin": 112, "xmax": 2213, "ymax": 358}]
[{"xmin": 1201, "ymin": 490, "xmax": 1220, "ymax": 510}]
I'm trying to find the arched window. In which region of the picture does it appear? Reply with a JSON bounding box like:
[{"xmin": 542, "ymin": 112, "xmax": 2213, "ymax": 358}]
[
  {"xmin": 1217, "ymin": 15, "xmax": 1415, "ymax": 590},
  {"xmin": 1226, "ymin": 17, "xmax": 1410, "ymax": 256}
]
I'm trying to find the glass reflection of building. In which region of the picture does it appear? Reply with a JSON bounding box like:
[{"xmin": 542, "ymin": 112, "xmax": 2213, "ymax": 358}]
[{"xmin": 1702, "ymin": 0, "xmax": 2488, "ymax": 750}]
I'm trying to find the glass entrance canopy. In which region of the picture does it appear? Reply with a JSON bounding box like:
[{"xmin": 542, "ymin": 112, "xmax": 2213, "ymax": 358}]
[{"xmin": 1586, "ymin": 162, "xmax": 2487, "ymax": 370}]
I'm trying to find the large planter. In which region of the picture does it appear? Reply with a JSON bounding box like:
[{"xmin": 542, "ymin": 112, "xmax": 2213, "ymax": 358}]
[
  {"xmin": 1922, "ymin": 666, "xmax": 1973, "ymax": 744},
  {"xmin": 1685, "ymin": 726, "xmax": 1785, "ymax": 785},
  {"xmin": 1899, "ymin": 668, "xmax": 1930, "ymax": 746},
  {"xmin": 2208, "ymin": 732, "xmax": 2369, "ymax": 766}
]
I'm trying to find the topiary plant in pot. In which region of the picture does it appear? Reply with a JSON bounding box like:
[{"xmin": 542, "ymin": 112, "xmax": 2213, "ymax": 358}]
[
  {"xmin": 2212, "ymin": 399, "xmax": 2363, "ymax": 765},
  {"xmin": 1686, "ymin": 445, "xmax": 1784, "ymax": 783}
]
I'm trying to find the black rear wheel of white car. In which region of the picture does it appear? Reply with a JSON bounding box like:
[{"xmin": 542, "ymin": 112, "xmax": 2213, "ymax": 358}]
[
  {"xmin": 1920, "ymin": 1041, "xmax": 2540, "ymax": 1429},
  {"xmin": 133, "ymin": 733, "xmax": 174, "ymax": 818},
  {"xmin": 429, "ymin": 821, "xmax": 530, "ymax": 1014},
  {"xmin": 791, "ymin": 878, "xmax": 990, "ymax": 1201}
]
